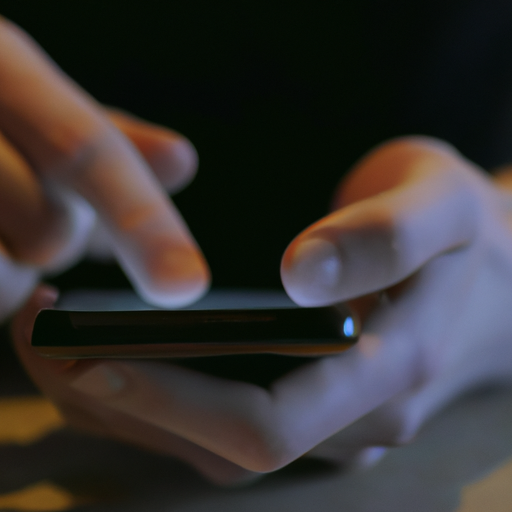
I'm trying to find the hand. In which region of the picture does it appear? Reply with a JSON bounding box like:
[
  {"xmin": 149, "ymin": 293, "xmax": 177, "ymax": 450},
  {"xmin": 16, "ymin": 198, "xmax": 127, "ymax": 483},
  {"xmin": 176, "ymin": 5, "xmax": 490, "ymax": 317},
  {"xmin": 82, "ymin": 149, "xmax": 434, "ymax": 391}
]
[
  {"xmin": 14, "ymin": 137, "xmax": 512, "ymax": 485},
  {"xmin": 0, "ymin": 17, "xmax": 209, "ymax": 319},
  {"xmin": 282, "ymin": 136, "xmax": 512, "ymax": 462}
]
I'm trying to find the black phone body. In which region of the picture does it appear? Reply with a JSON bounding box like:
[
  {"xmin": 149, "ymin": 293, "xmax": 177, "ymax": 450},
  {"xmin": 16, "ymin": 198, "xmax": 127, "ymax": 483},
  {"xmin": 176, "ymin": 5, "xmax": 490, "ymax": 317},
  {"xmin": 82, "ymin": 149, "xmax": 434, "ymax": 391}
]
[{"xmin": 31, "ymin": 289, "xmax": 359, "ymax": 359}]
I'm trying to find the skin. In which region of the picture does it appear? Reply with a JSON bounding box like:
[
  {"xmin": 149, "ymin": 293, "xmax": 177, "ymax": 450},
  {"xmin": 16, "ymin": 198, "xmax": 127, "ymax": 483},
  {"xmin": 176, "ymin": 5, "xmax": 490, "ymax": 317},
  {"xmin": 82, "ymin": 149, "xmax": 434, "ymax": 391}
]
[
  {"xmin": 6, "ymin": 18, "xmax": 512, "ymax": 486},
  {"xmin": 0, "ymin": 17, "xmax": 210, "ymax": 315}
]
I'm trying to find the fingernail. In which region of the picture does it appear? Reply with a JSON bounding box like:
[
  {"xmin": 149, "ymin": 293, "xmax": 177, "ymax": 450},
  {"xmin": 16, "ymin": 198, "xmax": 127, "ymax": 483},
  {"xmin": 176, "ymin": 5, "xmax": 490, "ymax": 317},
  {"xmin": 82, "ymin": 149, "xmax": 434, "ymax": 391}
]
[
  {"xmin": 282, "ymin": 238, "xmax": 343, "ymax": 306},
  {"xmin": 70, "ymin": 364, "xmax": 126, "ymax": 400}
]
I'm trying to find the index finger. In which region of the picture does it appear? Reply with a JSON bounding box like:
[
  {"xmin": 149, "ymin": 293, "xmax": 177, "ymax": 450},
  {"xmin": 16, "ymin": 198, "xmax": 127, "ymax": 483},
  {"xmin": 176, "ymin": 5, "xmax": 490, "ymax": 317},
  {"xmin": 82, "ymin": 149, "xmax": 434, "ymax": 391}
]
[{"xmin": 0, "ymin": 18, "xmax": 209, "ymax": 306}]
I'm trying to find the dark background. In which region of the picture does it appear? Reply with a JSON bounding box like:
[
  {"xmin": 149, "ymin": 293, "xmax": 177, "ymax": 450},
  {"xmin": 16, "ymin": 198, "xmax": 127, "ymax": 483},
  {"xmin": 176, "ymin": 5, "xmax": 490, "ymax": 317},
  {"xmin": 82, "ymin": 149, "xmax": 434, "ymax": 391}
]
[{"xmin": 2, "ymin": 0, "xmax": 512, "ymax": 291}]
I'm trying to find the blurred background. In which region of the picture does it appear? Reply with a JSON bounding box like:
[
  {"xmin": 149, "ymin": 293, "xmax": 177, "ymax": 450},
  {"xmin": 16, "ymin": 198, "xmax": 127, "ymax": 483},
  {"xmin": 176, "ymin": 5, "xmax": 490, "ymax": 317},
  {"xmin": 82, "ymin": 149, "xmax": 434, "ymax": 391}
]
[{"xmin": 3, "ymin": 0, "xmax": 512, "ymax": 292}]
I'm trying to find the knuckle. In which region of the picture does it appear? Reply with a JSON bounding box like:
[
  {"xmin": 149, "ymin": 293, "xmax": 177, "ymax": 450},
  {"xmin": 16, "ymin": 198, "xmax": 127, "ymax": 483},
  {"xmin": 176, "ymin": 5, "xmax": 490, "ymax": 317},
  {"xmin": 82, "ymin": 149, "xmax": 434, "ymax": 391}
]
[
  {"xmin": 239, "ymin": 428, "xmax": 295, "ymax": 472},
  {"xmin": 8, "ymin": 191, "xmax": 94, "ymax": 269},
  {"xmin": 368, "ymin": 403, "xmax": 419, "ymax": 446},
  {"xmin": 42, "ymin": 119, "xmax": 110, "ymax": 181},
  {"xmin": 391, "ymin": 135, "xmax": 455, "ymax": 154},
  {"xmin": 388, "ymin": 170, "xmax": 478, "ymax": 267},
  {"xmin": 0, "ymin": 16, "xmax": 30, "ymax": 42},
  {"xmin": 227, "ymin": 391, "xmax": 297, "ymax": 472}
]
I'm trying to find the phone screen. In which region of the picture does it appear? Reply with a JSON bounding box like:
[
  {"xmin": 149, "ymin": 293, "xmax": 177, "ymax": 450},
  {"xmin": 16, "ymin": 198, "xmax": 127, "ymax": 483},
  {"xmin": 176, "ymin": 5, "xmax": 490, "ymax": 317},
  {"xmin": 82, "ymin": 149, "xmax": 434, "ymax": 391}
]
[{"xmin": 55, "ymin": 288, "xmax": 301, "ymax": 311}]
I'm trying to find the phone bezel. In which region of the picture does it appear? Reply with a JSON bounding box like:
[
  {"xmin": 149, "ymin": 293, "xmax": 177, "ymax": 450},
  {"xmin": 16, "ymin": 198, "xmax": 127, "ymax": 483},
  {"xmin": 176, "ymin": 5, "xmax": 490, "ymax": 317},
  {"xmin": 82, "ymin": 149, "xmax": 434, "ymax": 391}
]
[{"xmin": 31, "ymin": 290, "xmax": 359, "ymax": 359}]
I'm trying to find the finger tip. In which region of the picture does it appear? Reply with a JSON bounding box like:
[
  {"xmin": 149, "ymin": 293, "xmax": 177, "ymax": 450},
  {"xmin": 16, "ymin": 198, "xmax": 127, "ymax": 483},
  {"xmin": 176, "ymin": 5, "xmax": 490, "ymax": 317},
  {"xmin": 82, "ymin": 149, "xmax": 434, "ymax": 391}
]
[
  {"xmin": 172, "ymin": 138, "xmax": 199, "ymax": 178},
  {"xmin": 138, "ymin": 251, "xmax": 211, "ymax": 308},
  {"xmin": 281, "ymin": 237, "xmax": 344, "ymax": 306},
  {"xmin": 35, "ymin": 284, "xmax": 60, "ymax": 305},
  {"xmin": 140, "ymin": 280, "xmax": 210, "ymax": 309},
  {"xmin": 151, "ymin": 137, "xmax": 199, "ymax": 192},
  {"xmin": 20, "ymin": 285, "xmax": 59, "ymax": 327}
]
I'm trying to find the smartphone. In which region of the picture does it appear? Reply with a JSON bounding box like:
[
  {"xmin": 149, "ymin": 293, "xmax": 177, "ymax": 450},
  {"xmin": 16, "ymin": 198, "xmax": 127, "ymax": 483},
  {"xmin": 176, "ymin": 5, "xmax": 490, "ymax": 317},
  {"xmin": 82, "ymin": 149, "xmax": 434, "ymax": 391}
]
[{"xmin": 31, "ymin": 289, "xmax": 359, "ymax": 360}]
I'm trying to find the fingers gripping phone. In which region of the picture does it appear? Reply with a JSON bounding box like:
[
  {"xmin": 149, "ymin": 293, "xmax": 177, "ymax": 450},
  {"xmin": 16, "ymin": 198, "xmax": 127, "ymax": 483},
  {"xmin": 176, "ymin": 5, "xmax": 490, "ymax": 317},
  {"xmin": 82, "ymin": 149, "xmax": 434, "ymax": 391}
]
[{"xmin": 31, "ymin": 289, "xmax": 359, "ymax": 360}]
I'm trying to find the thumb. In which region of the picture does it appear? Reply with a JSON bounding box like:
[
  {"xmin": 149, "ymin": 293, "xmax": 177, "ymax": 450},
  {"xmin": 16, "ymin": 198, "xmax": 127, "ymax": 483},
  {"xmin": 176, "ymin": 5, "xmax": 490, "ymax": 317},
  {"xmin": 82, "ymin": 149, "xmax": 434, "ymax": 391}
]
[{"xmin": 281, "ymin": 137, "xmax": 481, "ymax": 306}]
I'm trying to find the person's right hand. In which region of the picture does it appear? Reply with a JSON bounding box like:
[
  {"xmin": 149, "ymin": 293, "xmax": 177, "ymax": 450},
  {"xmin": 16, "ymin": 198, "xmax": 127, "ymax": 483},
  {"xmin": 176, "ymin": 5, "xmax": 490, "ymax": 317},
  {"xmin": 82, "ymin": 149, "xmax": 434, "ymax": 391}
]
[{"xmin": 0, "ymin": 16, "xmax": 210, "ymax": 320}]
